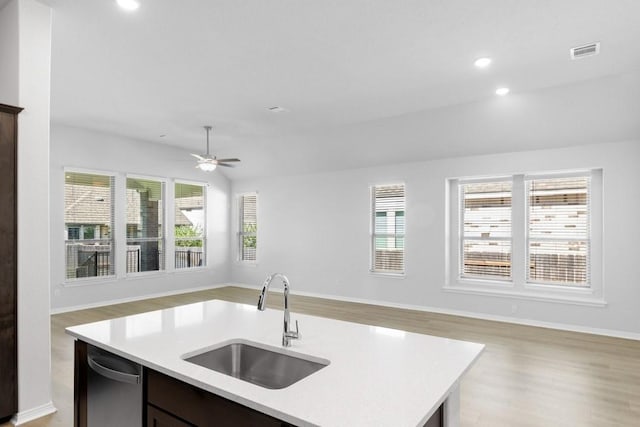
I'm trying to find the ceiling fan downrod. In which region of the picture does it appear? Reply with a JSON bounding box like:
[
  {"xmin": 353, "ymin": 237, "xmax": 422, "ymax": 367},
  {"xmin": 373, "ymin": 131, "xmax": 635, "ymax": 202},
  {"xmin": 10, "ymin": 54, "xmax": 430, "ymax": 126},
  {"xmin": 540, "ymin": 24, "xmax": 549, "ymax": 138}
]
[{"xmin": 204, "ymin": 125, "xmax": 212, "ymax": 156}]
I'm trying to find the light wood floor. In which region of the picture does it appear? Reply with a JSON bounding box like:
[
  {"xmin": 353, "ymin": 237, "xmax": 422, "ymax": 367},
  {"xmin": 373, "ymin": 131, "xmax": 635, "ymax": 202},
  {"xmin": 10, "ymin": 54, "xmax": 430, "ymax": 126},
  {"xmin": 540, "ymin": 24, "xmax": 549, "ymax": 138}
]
[{"xmin": 4, "ymin": 286, "xmax": 639, "ymax": 426}]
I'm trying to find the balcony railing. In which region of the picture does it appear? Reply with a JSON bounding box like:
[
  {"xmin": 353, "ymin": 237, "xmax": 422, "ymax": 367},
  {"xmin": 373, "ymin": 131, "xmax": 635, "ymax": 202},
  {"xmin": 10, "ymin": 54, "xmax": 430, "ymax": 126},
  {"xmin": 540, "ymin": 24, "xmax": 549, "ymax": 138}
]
[
  {"xmin": 174, "ymin": 249, "xmax": 203, "ymax": 269},
  {"xmin": 66, "ymin": 243, "xmax": 203, "ymax": 279},
  {"xmin": 77, "ymin": 250, "xmax": 111, "ymax": 277}
]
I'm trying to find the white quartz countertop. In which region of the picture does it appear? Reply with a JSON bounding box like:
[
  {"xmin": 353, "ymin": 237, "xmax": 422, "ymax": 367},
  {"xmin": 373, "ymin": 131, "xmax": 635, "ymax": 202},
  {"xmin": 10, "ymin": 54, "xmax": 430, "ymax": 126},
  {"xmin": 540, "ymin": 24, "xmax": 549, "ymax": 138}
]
[{"xmin": 66, "ymin": 299, "xmax": 484, "ymax": 427}]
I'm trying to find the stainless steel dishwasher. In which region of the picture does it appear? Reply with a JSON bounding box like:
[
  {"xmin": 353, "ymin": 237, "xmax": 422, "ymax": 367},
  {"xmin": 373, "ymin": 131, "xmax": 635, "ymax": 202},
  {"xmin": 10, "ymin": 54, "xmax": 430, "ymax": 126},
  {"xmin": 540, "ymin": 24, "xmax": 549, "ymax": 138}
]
[{"xmin": 87, "ymin": 344, "xmax": 143, "ymax": 427}]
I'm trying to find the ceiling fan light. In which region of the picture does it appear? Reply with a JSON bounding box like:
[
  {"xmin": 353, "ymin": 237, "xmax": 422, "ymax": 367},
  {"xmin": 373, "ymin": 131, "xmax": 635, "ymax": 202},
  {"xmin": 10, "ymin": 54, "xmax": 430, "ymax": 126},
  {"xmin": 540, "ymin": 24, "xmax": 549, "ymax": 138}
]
[{"xmin": 197, "ymin": 162, "xmax": 217, "ymax": 172}]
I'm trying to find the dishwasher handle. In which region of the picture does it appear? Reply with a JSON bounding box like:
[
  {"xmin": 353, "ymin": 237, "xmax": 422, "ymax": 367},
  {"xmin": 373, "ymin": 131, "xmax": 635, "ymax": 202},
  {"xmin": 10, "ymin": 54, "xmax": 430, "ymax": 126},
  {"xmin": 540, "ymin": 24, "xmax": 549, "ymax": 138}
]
[{"xmin": 88, "ymin": 355, "xmax": 141, "ymax": 385}]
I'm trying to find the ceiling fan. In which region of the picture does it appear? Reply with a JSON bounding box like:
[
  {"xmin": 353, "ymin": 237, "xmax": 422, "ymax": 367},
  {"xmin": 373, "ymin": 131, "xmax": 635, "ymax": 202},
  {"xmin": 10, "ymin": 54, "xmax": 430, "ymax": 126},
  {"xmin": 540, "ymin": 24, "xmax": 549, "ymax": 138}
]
[{"xmin": 191, "ymin": 125, "xmax": 241, "ymax": 172}]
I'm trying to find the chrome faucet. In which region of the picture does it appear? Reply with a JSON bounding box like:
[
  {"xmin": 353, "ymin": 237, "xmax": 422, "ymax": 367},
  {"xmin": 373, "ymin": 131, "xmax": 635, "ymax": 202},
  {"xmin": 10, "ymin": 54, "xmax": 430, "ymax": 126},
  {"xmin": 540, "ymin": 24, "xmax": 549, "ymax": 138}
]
[{"xmin": 257, "ymin": 273, "xmax": 301, "ymax": 347}]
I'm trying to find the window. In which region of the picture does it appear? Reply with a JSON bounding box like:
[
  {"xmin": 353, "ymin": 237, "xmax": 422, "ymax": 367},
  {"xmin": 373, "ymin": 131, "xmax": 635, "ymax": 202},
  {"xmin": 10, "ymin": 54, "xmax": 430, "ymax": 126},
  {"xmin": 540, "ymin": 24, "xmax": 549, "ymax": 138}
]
[
  {"xmin": 371, "ymin": 184, "xmax": 405, "ymax": 274},
  {"xmin": 527, "ymin": 176, "xmax": 589, "ymax": 286},
  {"xmin": 238, "ymin": 193, "xmax": 257, "ymax": 262},
  {"xmin": 67, "ymin": 227, "xmax": 80, "ymax": 240},
  {"xmin": 448, "ymin": 170, "xmax": 602, "ymax": 304},
  {"xmin": 126, "ymin": 177, "xmax": 165, "ymax": 274},
  {"xmin": 174, "ymin": 182, "xmax": 206, "ymax": 269},
  {"xmin": 461, "ymin": 180, "xmax": 512, "ymax": 281},
  {"xmin": 63, "ymin": 172, "xmax": 211, "ymax": 281},
  {"xmin": 65, "ymin": 172, "xmax": 115, "ymax": 280}
]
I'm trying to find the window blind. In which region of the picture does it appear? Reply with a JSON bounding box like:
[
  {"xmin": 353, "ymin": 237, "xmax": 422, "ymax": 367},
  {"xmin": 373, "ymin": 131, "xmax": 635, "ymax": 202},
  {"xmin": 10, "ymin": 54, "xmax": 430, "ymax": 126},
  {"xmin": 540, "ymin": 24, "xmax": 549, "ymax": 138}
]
[
  {"xmin": 126, "ymin": 177, "xmax": 165, "ymax": 273},
  {"xmin": 64, "ymin": 172, "xmax": 115, "ymax": 279},
  {"xmin": 174, "ymin": 182, "xmax": 205, "ymax": 269},
  {"xmin": 372, "ymin": 184, "xmax": 405, "ymax": 273},
  {"xmin": 239, "ymin": 194, "xmax": 257, "ymax": 261},
  {"xmin": 527, "ymin": 176, "xmax": 589, "ymax": 286},
  {"xmin": 461, "ymin": 181, "xmax": 512, "ymax": 280}
]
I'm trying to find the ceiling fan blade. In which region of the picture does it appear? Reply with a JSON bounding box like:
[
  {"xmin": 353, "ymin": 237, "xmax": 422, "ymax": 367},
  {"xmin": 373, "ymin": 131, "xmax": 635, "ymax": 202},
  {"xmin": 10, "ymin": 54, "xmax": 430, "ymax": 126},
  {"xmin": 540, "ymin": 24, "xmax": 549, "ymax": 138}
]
[
  {"xmin": 214, "ymin": 158, "xmax": 241, "ymax": 163},
  {"xmin": 217, "ymin": 163, "xmax": 236, "ymax": 168},
  {"xmin": 190, "ymin": 153, "xmax": 206, "ymax": 160}
]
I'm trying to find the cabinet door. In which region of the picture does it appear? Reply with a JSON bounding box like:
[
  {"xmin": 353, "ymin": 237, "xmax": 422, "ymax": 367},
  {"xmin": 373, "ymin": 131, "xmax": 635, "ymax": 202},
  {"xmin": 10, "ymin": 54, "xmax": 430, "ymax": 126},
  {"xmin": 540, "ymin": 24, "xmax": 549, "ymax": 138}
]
[
  {"xmin": 147, "ymin": 405, "xmax": 194, "ymax": 427},
  {"xmin": 0, "ymin": 104, "xmax": 21, "ymax": 421},
  {"xmin": 146, "ymin": 369, "xmax": 288, "ymax": 426},
  {"xmin": 74, "ymin": 340, "xmax": 88, "ymax": 427}
]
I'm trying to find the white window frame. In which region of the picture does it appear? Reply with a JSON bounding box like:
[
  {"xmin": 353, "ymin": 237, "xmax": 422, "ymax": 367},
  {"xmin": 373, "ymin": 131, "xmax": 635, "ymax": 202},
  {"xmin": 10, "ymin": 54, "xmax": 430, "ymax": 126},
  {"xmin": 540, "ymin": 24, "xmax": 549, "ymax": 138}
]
[
  {"xmin": 63, "ymin": 167, "xmax": 117, "ymax": 283},
  {"xmin": 173, "ymin": 179, "xmax": 208, "ymax": 270},
  {"xmin": 370, "ymin": 183, "xmax": 406, "ymax": 276},
  {"xmin": 61, "ymin": 170, "xmax": 212, "ymax": 287},
  {"xmin": 446, "ymin": 169, "xmax": 604, "ymax": 306},
  {"xmin": 125, "ymin": 174, "xmax": 167, "ymax": 276},
  {"xmin": 458, "ymin": 176, "xmax": 514, "ymax": 283},
  {"xmin": 237, "ymin": 192, "xmax": 258, "ymax": 263}
]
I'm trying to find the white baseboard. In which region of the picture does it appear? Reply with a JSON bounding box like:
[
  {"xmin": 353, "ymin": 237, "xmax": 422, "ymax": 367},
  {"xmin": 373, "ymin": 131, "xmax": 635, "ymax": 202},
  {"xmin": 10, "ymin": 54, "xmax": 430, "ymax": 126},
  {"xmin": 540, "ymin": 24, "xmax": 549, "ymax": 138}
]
[
  {"xmin": 226, "ymin": 282, "xmax": 640, "ymax": 341},
  {"xmin": 11, "ymin": 401, "xmax": 56, "ymax": 426},
  {"xmin": 50, "ymin": 283, "xmax": 228, "ymax": 314}
]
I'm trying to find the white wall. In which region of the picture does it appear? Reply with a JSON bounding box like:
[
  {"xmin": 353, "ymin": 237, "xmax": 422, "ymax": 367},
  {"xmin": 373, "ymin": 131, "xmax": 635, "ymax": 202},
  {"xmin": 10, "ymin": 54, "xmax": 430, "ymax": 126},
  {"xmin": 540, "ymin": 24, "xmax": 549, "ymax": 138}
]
[
  {"xmin": 0, "ymin": 0, "xmax": 56, "ymax": 423},
  {"xmin": 50, "ymin": 124, "xmax": 232, "ymax": 311},
  {"xmin": 231, "ymin": 140, "xmax": 640, "ymax": 337},
  {"xmin": 0, "ymin": 0, "xmax": 18, "ymax": 103}
]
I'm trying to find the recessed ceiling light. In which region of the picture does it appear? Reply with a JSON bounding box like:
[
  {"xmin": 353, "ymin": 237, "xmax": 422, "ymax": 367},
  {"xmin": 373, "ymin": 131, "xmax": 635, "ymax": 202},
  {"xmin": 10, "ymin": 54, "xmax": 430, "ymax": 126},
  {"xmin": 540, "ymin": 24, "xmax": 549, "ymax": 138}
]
[
  {"xmin": 474, "ymin": 57, "xmax": 492, "ymax": 68},
  {"xmin": 116, "ymin": 0, "xmax": 140, "ymax": 11},
  {"xmin": 495, "ymin": 87, "xmax": 510, "ymax": 96}
]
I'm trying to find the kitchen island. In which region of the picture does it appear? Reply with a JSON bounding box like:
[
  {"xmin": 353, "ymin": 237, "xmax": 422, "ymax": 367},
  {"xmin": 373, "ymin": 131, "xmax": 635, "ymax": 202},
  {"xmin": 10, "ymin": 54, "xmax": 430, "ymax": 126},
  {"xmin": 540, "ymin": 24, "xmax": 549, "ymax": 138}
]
[{"xmin": 67, "ymin": 299, "xmax": 484, "ymax": 426}]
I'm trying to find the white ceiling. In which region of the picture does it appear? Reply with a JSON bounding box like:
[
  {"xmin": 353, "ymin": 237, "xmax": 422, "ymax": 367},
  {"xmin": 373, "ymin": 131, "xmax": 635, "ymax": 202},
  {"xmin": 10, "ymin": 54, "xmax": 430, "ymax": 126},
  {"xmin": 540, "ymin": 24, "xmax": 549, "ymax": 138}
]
[{"xmin": 48, "ymin": 0, "xmax": 640, "ymax": 179}]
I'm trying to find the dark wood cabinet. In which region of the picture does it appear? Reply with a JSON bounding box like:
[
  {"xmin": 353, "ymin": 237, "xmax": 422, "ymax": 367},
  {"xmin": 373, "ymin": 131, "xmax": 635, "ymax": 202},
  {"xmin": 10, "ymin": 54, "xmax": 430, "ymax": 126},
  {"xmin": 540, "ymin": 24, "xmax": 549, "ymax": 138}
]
[
  {"xmin": 74, "ymin": 340, "xmax": 88, "ymax": 427},
  {"xmin": 147, "ymin": 405, "xmax": 195, "ymax": 427},
  {"xmin": 0, "ymin": 103, "xmax": 22, "ymax": 422},
  {"xmin": 146, "ymin": 369, "xmax": 291, "ymax": 427}
]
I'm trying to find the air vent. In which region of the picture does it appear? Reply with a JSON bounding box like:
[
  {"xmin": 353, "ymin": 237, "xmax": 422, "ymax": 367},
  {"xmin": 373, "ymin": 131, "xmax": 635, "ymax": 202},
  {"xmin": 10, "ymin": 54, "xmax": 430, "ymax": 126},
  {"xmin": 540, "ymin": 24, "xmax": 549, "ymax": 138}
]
[{"xmin": 570, "ymin": 42, "xmax": 600, "ymax": 60}]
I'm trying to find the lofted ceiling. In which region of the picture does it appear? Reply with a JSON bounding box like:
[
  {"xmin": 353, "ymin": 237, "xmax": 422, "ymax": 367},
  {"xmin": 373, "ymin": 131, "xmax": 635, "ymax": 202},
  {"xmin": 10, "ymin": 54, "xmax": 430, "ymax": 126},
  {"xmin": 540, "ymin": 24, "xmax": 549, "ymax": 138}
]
[{"xmin": 48, "ymin": 0, "xmax": 640, "ymax": 179}]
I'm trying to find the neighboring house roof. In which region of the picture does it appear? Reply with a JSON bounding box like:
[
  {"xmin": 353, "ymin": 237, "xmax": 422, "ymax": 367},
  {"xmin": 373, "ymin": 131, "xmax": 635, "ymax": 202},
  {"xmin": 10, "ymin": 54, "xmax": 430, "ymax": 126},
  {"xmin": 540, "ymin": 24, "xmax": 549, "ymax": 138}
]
[
  {"xmin": 65, "ymin": 184, "xmax": 202, "ymax": 227},
  {"xmin": 175, "ymin": 196, "xmax": 203, "ymax": 226},
  {"xmin": 65, "ymin": 184, "xmax": 113, "ymax": 225}
]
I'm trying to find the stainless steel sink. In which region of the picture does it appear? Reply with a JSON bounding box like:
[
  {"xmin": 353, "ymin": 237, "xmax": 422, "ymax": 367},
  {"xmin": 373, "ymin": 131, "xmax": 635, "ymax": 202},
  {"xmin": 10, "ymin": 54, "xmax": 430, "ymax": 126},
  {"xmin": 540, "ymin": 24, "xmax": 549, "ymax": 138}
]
[{"xmin": 182, "ymin": 340, "xmax": 329, "ymax": 389}]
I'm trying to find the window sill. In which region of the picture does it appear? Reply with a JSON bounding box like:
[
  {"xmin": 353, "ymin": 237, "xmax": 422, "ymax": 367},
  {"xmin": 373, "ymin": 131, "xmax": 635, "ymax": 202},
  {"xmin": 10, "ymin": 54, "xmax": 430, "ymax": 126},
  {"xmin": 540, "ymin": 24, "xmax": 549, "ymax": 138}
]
[
  {"xmin": 62, "ymin": 275, "xmax": 117, "ymax": 287},
  {"xmin": 369, "ymin": 271, "xmax": 406, "ymax": 279},
  {"xmin": 443, "ymin": 282, "xmax": 607, "ymax": 307}
]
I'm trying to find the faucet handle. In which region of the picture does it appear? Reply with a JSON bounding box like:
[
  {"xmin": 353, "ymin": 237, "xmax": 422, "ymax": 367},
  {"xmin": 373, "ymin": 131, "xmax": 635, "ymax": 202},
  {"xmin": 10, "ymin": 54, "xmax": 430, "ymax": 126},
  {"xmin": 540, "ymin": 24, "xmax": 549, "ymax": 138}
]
[
  {"xmin": 294, "ymin": 320, "xmax": 301, "ymax": 338},
  {"xmin": 285, "ymin": 320, "xmax": 301, "ymax": 340}
]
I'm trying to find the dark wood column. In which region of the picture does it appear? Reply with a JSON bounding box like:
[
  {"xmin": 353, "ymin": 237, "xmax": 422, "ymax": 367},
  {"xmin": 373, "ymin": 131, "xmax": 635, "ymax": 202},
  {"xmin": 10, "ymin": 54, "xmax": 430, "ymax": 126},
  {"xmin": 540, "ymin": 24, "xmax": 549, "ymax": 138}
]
[{"xmin": 0, "ymin": 103, "xmax": 23, "ymax": 421}]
